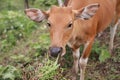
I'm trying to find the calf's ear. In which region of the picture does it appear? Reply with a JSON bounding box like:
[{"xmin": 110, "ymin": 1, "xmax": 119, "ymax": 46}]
[
  {"xmin": 25, "ymin": 8, "xmax": 49, "ymax": 22},
  {"xmin": 74, "ymin": 3, "xmax": 100, "ymax": 20}
]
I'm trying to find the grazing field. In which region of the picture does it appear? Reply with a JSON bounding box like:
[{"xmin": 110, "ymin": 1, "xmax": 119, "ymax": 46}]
[{"xmin": 0, "ymin": 0, "xmax": 120, "ymax": 80}]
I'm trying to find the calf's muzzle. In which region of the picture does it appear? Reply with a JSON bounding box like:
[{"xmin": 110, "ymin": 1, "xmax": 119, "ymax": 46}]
[{"xmin": 49, "ymin": 47, "xmax": 63, "ymax": 57}]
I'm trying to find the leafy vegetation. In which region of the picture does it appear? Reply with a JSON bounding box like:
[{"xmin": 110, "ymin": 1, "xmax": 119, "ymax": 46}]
[
  {"xmin": 0, "ymin": 11, "xmax": 37, "ymax": 53},
  {"xmin": 0, "ymin": 65, "xmax": 21, "ymax": 80},
  {"xmin": 0, "ymin": 0, "xmax": 119, "ymax": 80},
  {"xmin": 92, "ymin": 41, "xmax": 111, "ymax": 62}
]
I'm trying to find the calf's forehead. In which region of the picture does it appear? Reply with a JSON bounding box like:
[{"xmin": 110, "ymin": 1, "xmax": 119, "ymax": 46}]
[
  {"xmin": 50, "ymin": 6, "xmax": 72, "ymax": 13},
  {"xmin": 48, "ymin": 6, "xmax": 73, "ymax": 24}
]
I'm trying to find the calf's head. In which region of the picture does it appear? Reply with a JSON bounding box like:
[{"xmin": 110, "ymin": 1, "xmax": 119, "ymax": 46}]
[{"xmin": 25, "ymin": 3, "xmax": 100, "ymax": 57}]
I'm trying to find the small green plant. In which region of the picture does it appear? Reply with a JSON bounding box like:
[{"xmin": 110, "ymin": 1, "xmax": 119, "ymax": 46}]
[
  {"xmin": 0, "ymin": 65, "xmax": 22, "ymax": 80},
  {"xmin": 99, "ymin": 49, "xmax": 110, "ymax": 62},
  {"xmin": 92, "ymin": 41, "xmax": 111, "ymax": 62},
  {"xmin": 38, "ymin": 56, "xmax": 60, "ymax": 80}
]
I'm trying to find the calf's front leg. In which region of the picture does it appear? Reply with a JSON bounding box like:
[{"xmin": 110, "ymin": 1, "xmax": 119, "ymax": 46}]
[
  {"xmin": 79, "ymin": 37, "xmax": 95, "ymax": 80},
  {"xmin": 72, "ymin": 48, "xmax": 80, "ymax": 80}
]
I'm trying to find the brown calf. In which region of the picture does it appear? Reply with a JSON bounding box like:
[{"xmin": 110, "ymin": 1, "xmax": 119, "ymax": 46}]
[{"xmin": 25, "ymin": 0, "xmax": 120, "ymax": 80}]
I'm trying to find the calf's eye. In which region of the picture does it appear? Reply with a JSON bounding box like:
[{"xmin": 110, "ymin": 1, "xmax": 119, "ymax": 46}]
[{"xmin": 67, "ymin": 23, "xmax": 73, "ymax": 28}]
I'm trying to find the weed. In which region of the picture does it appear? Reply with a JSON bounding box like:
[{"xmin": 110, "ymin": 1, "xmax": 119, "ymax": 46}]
[
  {"xmin": 0, "ymin": 65, "xmax": 22, "ymax": 80},
  {"xmin": 92, "ymin": 41, "xmax": 111, "ymax": 62}
]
